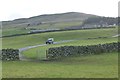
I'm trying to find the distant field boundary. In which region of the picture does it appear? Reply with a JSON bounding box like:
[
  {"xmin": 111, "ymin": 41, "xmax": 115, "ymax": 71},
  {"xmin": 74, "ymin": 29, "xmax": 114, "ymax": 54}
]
[{"xmin": 1, "ymin": 27, "xmax": 115, "ymax": 38}]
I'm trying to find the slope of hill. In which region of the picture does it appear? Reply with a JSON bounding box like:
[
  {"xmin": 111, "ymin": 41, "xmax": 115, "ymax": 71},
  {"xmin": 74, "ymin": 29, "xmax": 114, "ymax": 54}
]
[
  {"xmin": 2, "ymin": 12, "xmax": 118, "ymax": 37},
  {"xmin": 3, "ymin": 12, "xmax": 97, "ymax": 27},
  {"xmin": 2, "ymin": 12, "xmax": 98, "ymax": 37}
]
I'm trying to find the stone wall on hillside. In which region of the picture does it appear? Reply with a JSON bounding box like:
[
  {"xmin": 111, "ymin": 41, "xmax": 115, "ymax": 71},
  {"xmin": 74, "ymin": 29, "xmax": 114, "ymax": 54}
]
[
  {"xmin": 46, "ymin": 42, "xmax": 119, "ymax": 59},
  {"xmin": 1, "ymin": 49, "xmax": 19, "ymax": 61}
]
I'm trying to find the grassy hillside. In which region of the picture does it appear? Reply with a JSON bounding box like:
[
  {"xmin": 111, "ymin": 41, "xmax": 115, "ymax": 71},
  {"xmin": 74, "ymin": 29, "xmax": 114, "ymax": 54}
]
[
  {"xmin": 26, "ymin": 21, "xmax": 83, "ymax": 30},
  {"xmin": 2, "ymin": 12, "xmax": 117, "ymax": 37},
  {"xmin": 2, "ymin": 53, "xmax": 118, "ymax": 78},
  {"xmin": 2, "ymin": 21, "xmax": 83, "ymax": 36},
  {"xmin": 2, "ymin": 28, "xmax": 118, "ymax": 48},
  {"xmin": 2, "ymin": 12, "xmax": 97, "ymax": 36},
  {"xmin": 3, "ymin": 12, "xmax": 96, "ymax": 26}
]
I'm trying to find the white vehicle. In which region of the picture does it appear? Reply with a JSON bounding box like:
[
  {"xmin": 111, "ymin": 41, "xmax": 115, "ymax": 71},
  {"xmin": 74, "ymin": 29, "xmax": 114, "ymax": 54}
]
[{"xmin": 46, "ymin": 38, "xmax": 54, "ymax": 44}]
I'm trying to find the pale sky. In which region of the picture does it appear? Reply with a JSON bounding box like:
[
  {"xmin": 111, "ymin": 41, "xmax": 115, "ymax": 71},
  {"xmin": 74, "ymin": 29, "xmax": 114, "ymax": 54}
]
[{"xmin": 0, "ymin": 0, "xmax": 119, "ymax": 21}]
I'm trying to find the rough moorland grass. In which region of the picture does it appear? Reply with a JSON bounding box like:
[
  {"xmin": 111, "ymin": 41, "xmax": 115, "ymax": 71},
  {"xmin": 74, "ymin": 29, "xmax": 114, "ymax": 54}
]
[
  {"xmin": 22, "ymin": 37, "xmax": 117, "ymax": 59},
  {"xmin": 2, "ymin": 28, "xmax": 117, "ymax": 48},
  {"xmin": 2, "ymin": 53, "xmax": 118, "ymax": 78}
]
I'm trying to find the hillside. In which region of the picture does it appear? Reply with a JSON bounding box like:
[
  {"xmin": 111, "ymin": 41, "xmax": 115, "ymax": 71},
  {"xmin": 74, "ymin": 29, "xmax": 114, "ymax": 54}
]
[
  {"xmin": 3, "ymin": 12, "xmax": 97, "ymax": 27},
  {"xmin": 2, "ymin": 12, "xmax": 118, "ymax": 37}
]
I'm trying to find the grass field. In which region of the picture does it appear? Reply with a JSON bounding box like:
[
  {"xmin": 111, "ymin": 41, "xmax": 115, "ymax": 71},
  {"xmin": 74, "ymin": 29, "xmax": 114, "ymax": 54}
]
[
  {"xmin": 2, "ymin": 21, "xmax": 82, "ymax": 36},
  {"xmin": 2, "ymin": 27, "xmax": 118, "ymax": 78},
  {"xmin": 2, "ymin": 28, "xmax": 118, "ymax": 48},
  {"xmin": 2, "ymin": 53, "xmax": 118, "ymax": 78},
  {"xmin": 2, "ymin": 27, "xmax": 29, "ymax": 36}
]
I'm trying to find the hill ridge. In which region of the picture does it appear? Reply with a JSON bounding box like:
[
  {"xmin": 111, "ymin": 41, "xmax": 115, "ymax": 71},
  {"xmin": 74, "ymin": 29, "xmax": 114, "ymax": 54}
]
[{"xmin": 3, "ymin": 12, "xmax": 97, "ymax": 26}]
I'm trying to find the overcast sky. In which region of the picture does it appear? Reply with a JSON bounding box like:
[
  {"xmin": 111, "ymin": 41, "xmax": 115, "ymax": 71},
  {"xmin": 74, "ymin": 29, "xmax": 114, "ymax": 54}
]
[{"xmin": 0, "ymin": 0, "xmax": 119, "ymax": 21}]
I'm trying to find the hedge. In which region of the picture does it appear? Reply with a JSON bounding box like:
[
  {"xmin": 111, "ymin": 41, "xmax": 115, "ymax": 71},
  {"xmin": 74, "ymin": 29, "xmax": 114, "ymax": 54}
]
[
  {"xmin": 0, "ymin": 49, "xmax": 19, "ymax": 61},
  {"xmin": 46, "ymin": 42, "xmax": 119, "ymax": 59}
]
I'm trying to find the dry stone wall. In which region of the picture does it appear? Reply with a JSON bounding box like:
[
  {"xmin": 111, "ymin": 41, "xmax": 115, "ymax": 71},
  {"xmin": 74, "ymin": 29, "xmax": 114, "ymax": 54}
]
[
  {"xmin": 1, "ymin": 49, "xmax": 19, "ymax": 61},
  {"xmin": 46, "ymin": 42, "xmax": 119, "ymax": 59}
]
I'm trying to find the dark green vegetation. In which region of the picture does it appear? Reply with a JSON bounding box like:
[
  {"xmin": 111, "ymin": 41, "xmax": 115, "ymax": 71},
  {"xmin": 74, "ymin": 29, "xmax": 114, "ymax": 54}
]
[
  {"xmin": 2, "ymin": 53, "xmax": 118, "ymax": 78},
  {"xmin": 83, "ymin": 17, "xmax": 117, "ymax": 25}
]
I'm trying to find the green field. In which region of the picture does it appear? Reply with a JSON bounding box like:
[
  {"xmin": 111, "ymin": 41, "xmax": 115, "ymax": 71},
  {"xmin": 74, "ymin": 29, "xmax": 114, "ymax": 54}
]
[
  {"xmin": 2, "ymin": 28, "xmax": 118, "ymax": 48},
  {"xmin": 2, "ymin": 27, "xmax": 29, "ymax": 36},
  {"xmin": 2, "ymin": 27, "xmax": 118, "ymax": 78},
  {"xmin": 2, "ymin": 21, "xmax": 82, "ymax": 36},
  {"xmin": 2, "ymin": 53, "xmax": 118, "ymax": 78}
]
